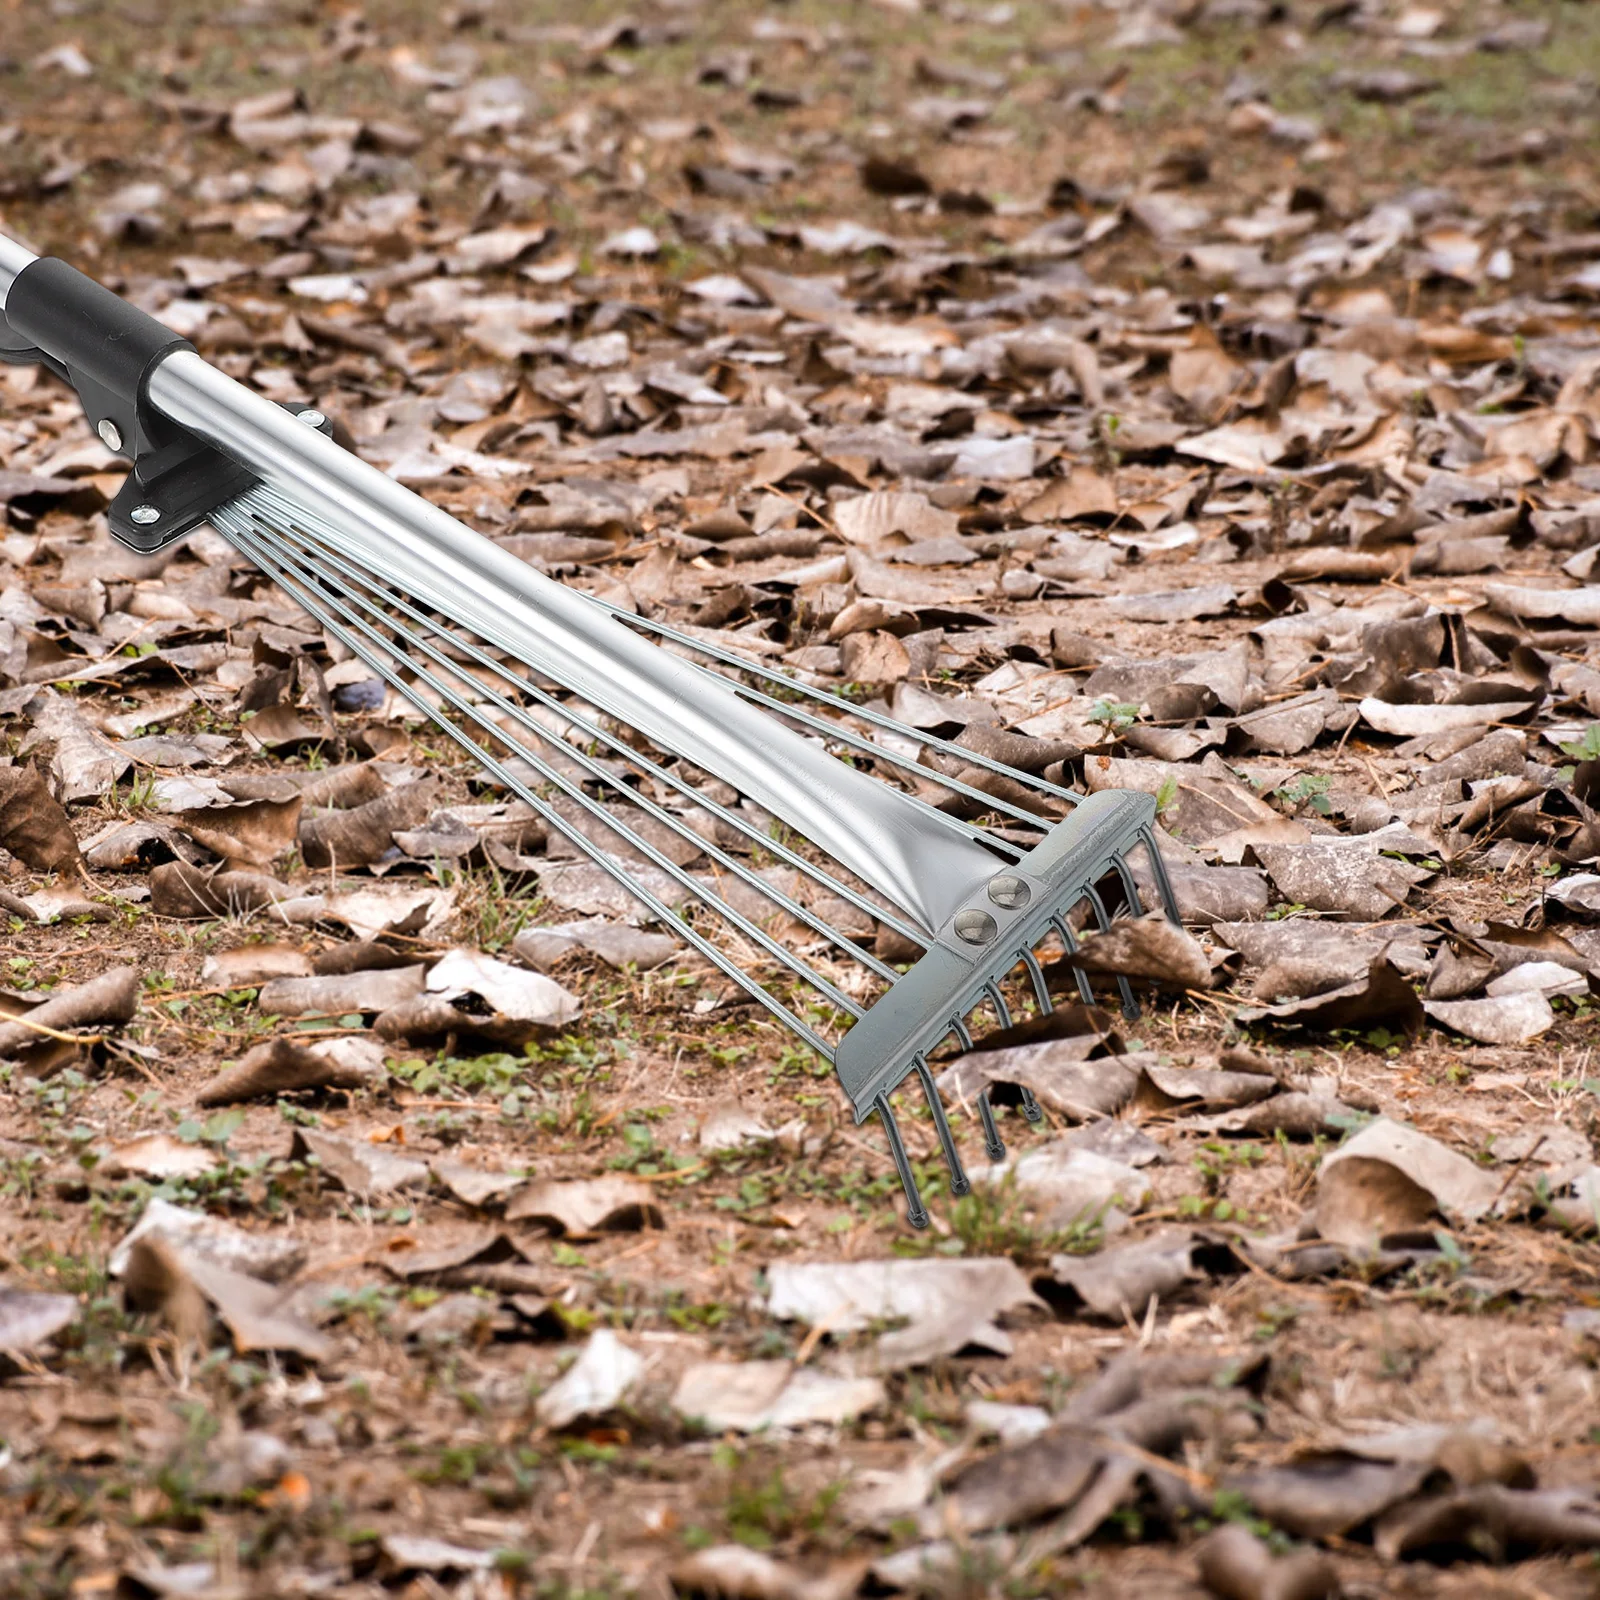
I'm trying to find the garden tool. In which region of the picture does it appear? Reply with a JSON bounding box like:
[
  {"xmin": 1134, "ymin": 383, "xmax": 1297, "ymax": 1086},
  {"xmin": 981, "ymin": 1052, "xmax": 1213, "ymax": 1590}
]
[{"xmin": 0, "ymin": 234, "xmax": 1179, "ymax": 1225}]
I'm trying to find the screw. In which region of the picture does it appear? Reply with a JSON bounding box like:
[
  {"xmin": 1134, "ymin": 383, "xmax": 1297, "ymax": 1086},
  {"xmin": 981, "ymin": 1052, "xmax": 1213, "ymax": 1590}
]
[
  {"xmin": 953, "ymin": 908, "xmax": 997, "ymax": 945},
  {"xmin": 297, "ymin": 408, "xmax": 326, "ymax": 429},
  {"xmin": 129, "ymin": 505, "xmax": 161, "ymax": 526},
  {"xmin": 988, "ymin": 874, "xmax": 1030, "ymax": 909},
  {"xmin": 96, "ymin": 419, "xmax": 123, "ymax": 453}
]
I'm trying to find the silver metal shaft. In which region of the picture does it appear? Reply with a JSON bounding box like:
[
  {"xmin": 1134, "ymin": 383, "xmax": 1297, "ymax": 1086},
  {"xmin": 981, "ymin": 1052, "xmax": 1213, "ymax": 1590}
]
[
  {"xmin": 142, "ymin": 350, "xmax": 1006, "ymax": 931},
  {"xmin": 0, "ymin": 233, "xmax": 34, "ymax": 309}
]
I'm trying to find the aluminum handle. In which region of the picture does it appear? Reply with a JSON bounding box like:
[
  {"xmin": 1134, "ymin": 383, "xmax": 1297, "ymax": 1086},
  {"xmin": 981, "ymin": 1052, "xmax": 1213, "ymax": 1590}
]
[{"xmin": 0, "ymin": 233, "xmax": 39, "ymax": 310}]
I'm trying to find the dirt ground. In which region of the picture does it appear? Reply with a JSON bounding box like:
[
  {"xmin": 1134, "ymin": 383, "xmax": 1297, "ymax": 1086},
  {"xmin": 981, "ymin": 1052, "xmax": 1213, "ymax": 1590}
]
[{"xmin": 3, "ymin": 0, "xmax": 1600, "ymax": 1596}]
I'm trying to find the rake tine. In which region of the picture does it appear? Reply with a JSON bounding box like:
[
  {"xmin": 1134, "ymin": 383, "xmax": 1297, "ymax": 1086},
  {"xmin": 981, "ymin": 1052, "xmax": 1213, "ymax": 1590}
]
[
  {"xmin": 1113, "ymin": 857, "xmax": 1147, "ymax": 919},
  {"xmin": 915, "ymin": 1057, "xmax": 971, "ymax": 1197},
  {"xmin": 1049, "ymin": 914, "xmax": 1097, "ymax": 1006},
  {"xmin": 1142, "ymin": 826, "xmax": 1184, "ymax": 923},
  {"xmin": 873, "ymin": 1092, "xmax": 929, "ymax": 1230},
  {"xmin": 984, "ymin": 980, "xmax": 1013, "ymax": 1031},
  {"xmin": 1083, "ymin": 885, "xmax": 1140, "ymax": 1020},
  {"xmin": 982, "ymin": 980, "xmax": 1043, "ymax": 1125},
  {"xmin": 1019, "ymin": 948, "xmax": 1053, "ymax": 1013},
  {"xmin": 976, "ymin": 1091, "xmax": 1006, "ymax": 1164}
]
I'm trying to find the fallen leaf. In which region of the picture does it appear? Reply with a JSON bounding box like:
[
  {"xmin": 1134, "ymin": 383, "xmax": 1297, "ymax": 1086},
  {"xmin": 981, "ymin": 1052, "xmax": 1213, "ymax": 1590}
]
[
  {"xmin": 535, "ymin": 1328, "xmax": 643, "ymax": 1427},
  {"xmin": 0, "ymin": 764, "xmax": 81, "ymax": 874},
  {"xmin": 672, "ymin": 1361, "xmax": 885, "ymax": 1431},
  {"xmin": 764, "ymin": 1258, "xmax": 1043, "ymax": 1333},
  {"xmin": 196, "ymin": 1035, "xmax": 388, "ymax": 1106},
  {"xmin": 505, "ymin": 1175, "xmax": 663, "ymax": 1236},
  {"xmin": 291, "ymin": 1128, "xmax": 429, "ymax": 1198},
  {"xmin": 1315, "ymin": 1118, "xmax": 1502, "ymax": 1250},
  {"xmin": 1423, "ymin": 991, "xmax": 1556, "ymax": 1045}
]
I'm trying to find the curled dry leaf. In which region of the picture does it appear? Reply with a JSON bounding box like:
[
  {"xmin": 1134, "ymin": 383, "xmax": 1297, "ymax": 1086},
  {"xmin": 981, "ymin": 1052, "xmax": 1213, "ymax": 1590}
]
[
  {"xmin": 196, "ymin": 1034, "xmax": 388, "ymax": 1106},
  {"xmin": 1196, "ymin": 1524, "xmax": 1342, "ymax": 1600},
  {"xmin": 110, "ymin": 1197, "xmax": 308, "ymax": 1283},
  {"xmin": 0, "ymin": 966, "xmax": 141, "ymax": 1059},
  {"xmin": 1315, "ymin": 1118, "xmax": 1502, "ymax": 1250},
  {"xmin": 1065, "ymin": 913, "xmax": 1214, "ymax": 990},
  {"xmin": 1423, "ymin": 991, "xmax": 1556, "ymax": 1045},
  {"xmin": 299, "ymin": 777, "xmax": 438, "ymax": 868},
  {"xmin": 506, "ymin": 1174, "xmax": 663, "ymax": 1236},
  {"xmin": 292, "ymin": 1128, "xmax": 429, "ymax": 1197},
  {"xmin": 258, "ymin": 965, "xmax": 426, "ymax": 1017},
  {"xmin": 763, "ymin": 1258, "xmax": 1042, "ymax": 1334},
  {"xmin": 672, "ymin": 1545, "xmax": 869, "ymax": 1600},
  {"xmin": 169, "ymin": 795, "xmax": 302, "ymax": 868},
  {"xmin": 1035, "ymin": 1229, "xmax": 1241, "ymax": 1321},
  {"xmin": 0, "ymin": 763, "xmax": 81, "ymax": 874}
]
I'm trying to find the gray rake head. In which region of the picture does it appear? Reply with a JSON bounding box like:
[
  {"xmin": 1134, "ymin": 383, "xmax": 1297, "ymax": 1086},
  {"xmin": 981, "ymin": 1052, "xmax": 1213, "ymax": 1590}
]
[
  {"xmin": 211, "ymin": 487, "xmax": 1181, "ymax": 1228},
  {"xmin": 0, "ymin": 232, "xmax": 1183, "ymax": 1229}
]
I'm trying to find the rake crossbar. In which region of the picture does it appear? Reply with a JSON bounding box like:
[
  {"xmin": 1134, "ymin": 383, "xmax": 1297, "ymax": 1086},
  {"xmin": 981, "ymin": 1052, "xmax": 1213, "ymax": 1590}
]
[{"xmin": 0, "ymin": 236, "xmax": 1183, "ymax": 1227}]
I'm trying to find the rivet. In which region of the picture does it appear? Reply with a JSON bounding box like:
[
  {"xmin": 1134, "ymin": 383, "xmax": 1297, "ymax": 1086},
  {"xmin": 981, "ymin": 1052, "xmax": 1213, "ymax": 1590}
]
[
  {"xmin": 953, "ymin": 908, "xmax": 998, "ymax": 945},
  {"xmin": 129, "ymin": 504, "xmax": 161, "ymax": 526},
  {"xmin": 96, "ymin": 419, "xmax": 123, "ymax": 453},
  {"xmin": 297, "ymin": 408, "xmax": 327, "ymax": 429},
  {"xmin": 988, "ymin": 874, "xmax": 1031, "ymax": 909}
]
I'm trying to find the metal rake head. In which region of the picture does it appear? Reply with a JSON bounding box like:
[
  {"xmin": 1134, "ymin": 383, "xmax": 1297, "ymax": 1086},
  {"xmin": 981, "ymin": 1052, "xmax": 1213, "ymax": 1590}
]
[{"xmin": 0, "ymin": 232, "xmax": 1183, "ymax": 1228}]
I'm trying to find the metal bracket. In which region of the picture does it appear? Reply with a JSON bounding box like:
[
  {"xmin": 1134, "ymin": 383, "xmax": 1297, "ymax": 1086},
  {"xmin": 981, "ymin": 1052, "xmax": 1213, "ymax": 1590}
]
[{"xmin": 105, "ymin": 404, "xmax": 334, "ymax": 554}]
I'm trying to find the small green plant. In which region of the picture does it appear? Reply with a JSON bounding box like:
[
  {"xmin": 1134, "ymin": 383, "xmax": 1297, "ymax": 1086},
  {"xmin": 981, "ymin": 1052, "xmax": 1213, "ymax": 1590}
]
[
  {"xmin": 1560, "ymin": 724, "xmax": 1600, "ymax": 762},
  {"xmin": 1089, "ymin": 698, "xmax": 1141, "ymax": 732},
  {"xmin": 1272, "ymin": 773, "xmax": 1334, "ymax": 816}
]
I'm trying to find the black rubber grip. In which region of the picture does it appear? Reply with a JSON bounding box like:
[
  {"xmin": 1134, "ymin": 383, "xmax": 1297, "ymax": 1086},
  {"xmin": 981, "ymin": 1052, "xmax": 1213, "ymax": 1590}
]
[{"xmin": 4, "ymin": 257, "xmax": 191, "ymax": 410}]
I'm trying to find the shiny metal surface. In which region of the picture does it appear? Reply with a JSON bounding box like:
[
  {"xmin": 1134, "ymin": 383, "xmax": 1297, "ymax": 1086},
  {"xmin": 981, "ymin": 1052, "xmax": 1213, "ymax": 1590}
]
[
  {"xmin": 147, "ymin": 349, "xmax": 1005, "ymax": 931},
  {"xmin": 0, "ymin": 234, "xmax": 38, "ymax": 310}
]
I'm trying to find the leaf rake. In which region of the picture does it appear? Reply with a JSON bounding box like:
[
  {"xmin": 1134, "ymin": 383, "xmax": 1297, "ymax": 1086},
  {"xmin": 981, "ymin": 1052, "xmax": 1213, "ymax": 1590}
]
[{"xmin": 0, "ymin": 235, "xmax": 1180, "ymax": 1226}]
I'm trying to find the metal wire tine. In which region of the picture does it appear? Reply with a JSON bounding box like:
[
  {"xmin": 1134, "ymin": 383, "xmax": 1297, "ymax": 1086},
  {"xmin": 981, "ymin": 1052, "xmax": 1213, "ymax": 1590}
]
[
  {"xmin": 250, "ymin": 516, "xmax": 914, "ymax": 983},
  {"xmin": 607, "ymin": 600, "xmax": 1086, "ymax": 810},
  {"xmin": 1142, "ymin": 825, "xmax": 1184, "ymax": 922},
  {"xmin": 984, "ymin": 979, "xmax": 1013, "ymax": 1031},
  {"xmin": 1113, "ymin": 856, "xmax": 1147, "ymax": 919},
  {"xmin": 1048, "ymin": 913, "xmax": 1097, "ymax": 1007},
  {"xmin": 1082, "ymin": 884, "xmax": 1139, "ymax": 1020},
  {"xmin": 914, "ymin": 1055, "xmax": 970, "ymax": 1197},
  {"xmin": 602, "ymin": 607, "xmax": 1045, "ymax": 846},
  {"xmin": 873, "ymin": 1092, "xmax": 929, "ymax": 1229},
  {"xmin": 982, "ymin": 979, "xmax": 1043, "ymax": 1124},
  {"xmin": 246, "ymin": 521, "xmax": 889, "ymax": 985},
  {"xmin": 222, "ymin": 513, "xmax": 866, "ymax": 1032},
  {"xmin": 264, "ymin": 513, "xmax": 934, "ymax": 956},
  {"xmin": 1019, "ymin": 948, "xmax": 1053, "ymax": 1013}
]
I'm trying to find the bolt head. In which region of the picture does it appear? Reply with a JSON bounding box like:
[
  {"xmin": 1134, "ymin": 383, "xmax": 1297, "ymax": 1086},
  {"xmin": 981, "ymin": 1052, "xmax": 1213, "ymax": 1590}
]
[
  {"xmin": 96, "ymin": 419, "xmax": 124, "ymax": 453},
  {"xmin": 129, "ymin": 504, "xmax": 162, "ymax": 526},
  {"xmin": 953, "ymin": 908, "xmax": 998, "ymax": 946},
  {"xmin": 988, "ymin": 873, "xmax": 1031, "ymax": 909},
  {"xmin": 297, "ymin": 408, "xmax": 327, "ymax": 429}
]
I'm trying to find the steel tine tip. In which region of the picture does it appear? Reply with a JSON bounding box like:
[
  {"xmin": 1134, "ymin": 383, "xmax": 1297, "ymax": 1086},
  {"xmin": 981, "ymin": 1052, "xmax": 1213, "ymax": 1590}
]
[
  {"xmin": 976, "ymin": 1090, "xmax": 1006, "ymax": 1164},
  {"xmin": 874, "ymin": 1093, "xmax": 929, "ymax": 1230},
  {"xmin": 914, "ymin": 1057, "xmax": 970, "ymax": 1197}
]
